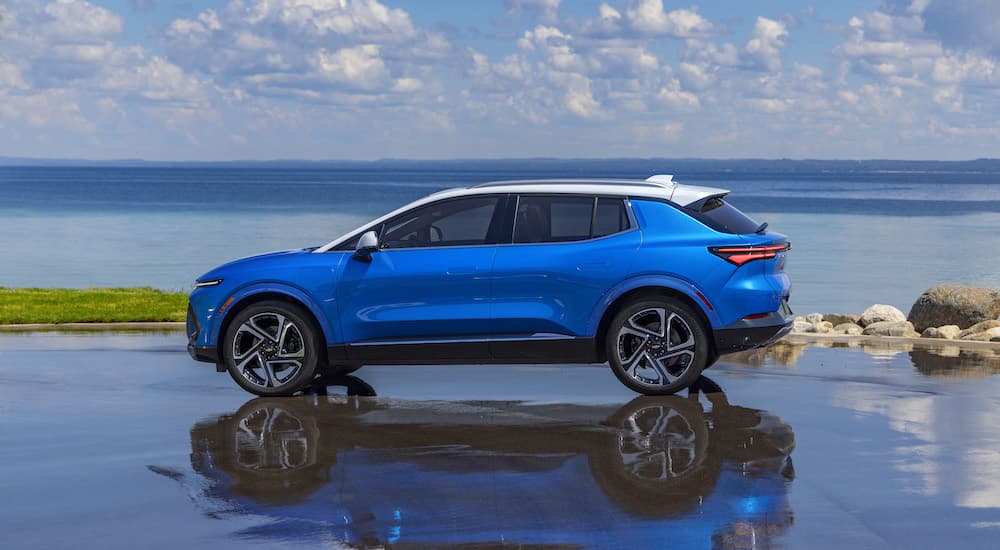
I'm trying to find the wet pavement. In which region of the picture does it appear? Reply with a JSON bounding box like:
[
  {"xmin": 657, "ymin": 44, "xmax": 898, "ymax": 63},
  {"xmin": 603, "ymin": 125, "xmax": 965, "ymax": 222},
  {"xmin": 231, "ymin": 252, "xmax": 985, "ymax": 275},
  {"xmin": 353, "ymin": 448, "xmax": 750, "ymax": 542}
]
[{"xmin": 2, "ymin": 333, "xmax": 1000, "ymax": 549}]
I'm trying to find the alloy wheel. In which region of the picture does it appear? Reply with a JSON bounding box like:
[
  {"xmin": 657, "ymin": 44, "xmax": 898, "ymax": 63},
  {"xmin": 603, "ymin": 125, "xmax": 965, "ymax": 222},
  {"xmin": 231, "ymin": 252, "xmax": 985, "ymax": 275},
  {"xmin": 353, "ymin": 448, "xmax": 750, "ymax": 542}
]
[
  {"xmin": 616, "ymin": 307, "xmax": 696, "ymax": 388},
  {"xmin": 231, "ymin": 312, "xmax": 307, "ymax": 390}
]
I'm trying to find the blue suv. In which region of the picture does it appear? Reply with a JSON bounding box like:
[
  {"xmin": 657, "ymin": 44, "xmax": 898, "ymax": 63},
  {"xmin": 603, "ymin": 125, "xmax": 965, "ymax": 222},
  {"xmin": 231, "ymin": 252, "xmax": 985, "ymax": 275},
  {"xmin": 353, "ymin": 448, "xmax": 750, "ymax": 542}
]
[{"xmin": 188, "ymin": 175, "xmax": 792, "ymax": 396}]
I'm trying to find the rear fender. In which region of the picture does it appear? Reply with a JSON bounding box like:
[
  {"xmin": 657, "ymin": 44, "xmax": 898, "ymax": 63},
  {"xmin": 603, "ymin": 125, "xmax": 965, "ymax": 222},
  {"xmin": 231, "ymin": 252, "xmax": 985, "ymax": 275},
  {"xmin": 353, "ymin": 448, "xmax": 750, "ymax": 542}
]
[{"xmin": 586, "ymin": 275, "xmax": 724, "ymax": 335}]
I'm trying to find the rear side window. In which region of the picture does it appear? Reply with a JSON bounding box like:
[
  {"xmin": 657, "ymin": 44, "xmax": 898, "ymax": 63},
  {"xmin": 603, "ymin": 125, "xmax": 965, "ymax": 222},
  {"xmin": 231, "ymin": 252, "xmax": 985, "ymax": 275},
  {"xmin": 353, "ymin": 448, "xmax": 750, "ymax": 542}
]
[
  {"xmin": 687, "ymin": 197, "xmax": 760, "ymax": 234},
  {"xmin": 593, "ymin": 197, "xmax": 630, "ymax": 237},
  {"xmin": 514, "ymin": 195, "xmax": 631, "ymax": 243}
]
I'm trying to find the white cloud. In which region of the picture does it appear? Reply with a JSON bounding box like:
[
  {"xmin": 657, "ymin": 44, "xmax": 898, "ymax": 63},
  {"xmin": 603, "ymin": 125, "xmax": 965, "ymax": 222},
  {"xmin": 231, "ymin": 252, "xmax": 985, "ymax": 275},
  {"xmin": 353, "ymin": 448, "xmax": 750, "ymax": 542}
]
[
  {"xmin": 794, "ymin": 62, "xmax": 823, "ymax": 80},
  {"xmin": 163, "ymin": 0, "xmax": 450, "ymax": 102},
  {"xmin": 678, "ymin": 61, "xmax": 714, "ymax": 90},
  {"xmin": 42, "ymin": 0, "xmax": 124, "ymax": 42},
  {"xmin": 743, "ymin": 17, "xmax": 788, "ymax": 72},
  {"xmin": 3, "ymin": 0, "xmax": 1000, "ymax": 160},
  {"xmin": 624, "ymin": 1, "xmax": 712, "ymax": 37},
  {"xmin": 657, "ymin": 78, "xmax": 700, "ymax": 109},
  {"xmin": 313, "ymin": 45, "xmax": 391, "ymax": 90}
]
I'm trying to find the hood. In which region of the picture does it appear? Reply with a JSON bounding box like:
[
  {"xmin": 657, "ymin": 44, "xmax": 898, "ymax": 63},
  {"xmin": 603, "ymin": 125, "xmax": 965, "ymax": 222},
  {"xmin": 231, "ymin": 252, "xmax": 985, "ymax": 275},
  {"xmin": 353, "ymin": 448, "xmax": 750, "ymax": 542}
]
[{"xmin": 196, "ymin": 249, "xmax": 310, "ymax": 282}]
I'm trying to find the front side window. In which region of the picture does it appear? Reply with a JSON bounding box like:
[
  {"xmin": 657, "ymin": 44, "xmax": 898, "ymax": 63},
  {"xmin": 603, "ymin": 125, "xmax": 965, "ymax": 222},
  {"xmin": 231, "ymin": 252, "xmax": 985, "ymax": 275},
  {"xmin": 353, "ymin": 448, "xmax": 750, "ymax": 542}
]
[
  {"xmin": 514, "ymin": 195, "xmax": 631, "ymax": 244},
  {"xmin": 380, "ymin": 196, "xmax": 501, "ymax": 249}
]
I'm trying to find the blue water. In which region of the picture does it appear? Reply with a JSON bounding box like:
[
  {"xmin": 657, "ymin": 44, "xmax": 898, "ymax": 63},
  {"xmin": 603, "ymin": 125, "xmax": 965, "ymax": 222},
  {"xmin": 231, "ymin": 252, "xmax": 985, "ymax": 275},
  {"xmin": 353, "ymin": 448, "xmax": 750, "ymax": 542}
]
[{"xmin": 2, "ymin": 160, "xmax": 999, "ymax": 314}]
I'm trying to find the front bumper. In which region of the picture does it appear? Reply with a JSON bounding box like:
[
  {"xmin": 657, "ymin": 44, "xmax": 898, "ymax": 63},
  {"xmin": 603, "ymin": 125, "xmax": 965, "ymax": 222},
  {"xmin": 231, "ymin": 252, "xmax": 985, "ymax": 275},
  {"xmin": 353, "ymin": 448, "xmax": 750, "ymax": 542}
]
[
  {"xmin": 187, "ymin": 344, "xmax": 219, "ymax": 364},
  {"xmin": 187, "ymin": 300, "xmax": 221, "ymax": 366},
  {"xmin": 713, "ymin": 301, "xmax": 794, "ymax": 355}
]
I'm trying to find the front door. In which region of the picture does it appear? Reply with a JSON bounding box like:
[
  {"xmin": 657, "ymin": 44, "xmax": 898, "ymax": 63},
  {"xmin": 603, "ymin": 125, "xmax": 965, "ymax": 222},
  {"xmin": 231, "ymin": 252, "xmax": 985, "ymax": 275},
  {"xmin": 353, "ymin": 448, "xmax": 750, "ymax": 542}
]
[{"xmin": 337, "ymin": 195, "xmax": 506, "ymax": 362}]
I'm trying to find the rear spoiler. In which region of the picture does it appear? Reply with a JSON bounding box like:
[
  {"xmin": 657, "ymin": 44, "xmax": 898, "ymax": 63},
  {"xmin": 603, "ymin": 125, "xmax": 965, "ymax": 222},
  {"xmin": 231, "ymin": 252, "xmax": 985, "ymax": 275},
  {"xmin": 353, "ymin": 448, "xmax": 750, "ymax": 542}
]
[
  {"xmin": 645, "ymin": 174, "xmax": 730, "ymax": 207},
  {"xmin": 683, "ymin": 192, "xmax": 730, "ymax": 212}
]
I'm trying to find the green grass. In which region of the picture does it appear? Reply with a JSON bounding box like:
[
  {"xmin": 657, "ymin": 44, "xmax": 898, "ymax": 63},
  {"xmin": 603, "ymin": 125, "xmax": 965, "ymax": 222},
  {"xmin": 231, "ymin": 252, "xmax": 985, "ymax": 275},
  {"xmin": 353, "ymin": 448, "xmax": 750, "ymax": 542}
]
[{"xmin": 0, "ymin": 287, "xmax": 188, "ymax": 324}]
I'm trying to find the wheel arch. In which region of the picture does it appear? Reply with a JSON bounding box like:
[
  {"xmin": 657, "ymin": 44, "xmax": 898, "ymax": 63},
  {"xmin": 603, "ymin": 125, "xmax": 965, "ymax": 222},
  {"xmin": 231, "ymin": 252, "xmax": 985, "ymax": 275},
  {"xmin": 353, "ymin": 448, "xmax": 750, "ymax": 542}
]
[
  {"xmin": 213, "ymin": 284, "xmax": 335, "ymax": 365},
  {"xmin": 592, "ymin": 279, "xmax": 719, "ymax": 362}
]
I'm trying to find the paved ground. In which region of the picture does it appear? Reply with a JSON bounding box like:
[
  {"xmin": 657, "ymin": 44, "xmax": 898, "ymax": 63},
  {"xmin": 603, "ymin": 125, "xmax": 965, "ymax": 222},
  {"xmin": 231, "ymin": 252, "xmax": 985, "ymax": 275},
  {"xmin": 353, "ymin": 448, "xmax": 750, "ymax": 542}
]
[{"xmin": 2, "ymin": 332, "xmax": 1000, "ymax": 549}]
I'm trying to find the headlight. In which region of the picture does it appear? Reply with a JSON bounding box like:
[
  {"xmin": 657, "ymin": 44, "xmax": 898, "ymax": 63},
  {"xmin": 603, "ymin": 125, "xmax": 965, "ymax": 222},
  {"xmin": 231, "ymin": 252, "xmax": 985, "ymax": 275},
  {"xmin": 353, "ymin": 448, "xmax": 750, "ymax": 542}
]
[{"xmin": 194, "ymin": 278, "xmax": 223, "ymax": 288}]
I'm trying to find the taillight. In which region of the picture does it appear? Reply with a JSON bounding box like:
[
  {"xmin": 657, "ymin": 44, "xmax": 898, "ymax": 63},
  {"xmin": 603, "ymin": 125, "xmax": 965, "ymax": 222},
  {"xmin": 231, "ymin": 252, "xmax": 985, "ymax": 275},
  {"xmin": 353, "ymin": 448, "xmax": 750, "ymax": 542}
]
[{"xmin": 709, "ymin": 242, "xmax": 790, "ymax": 265}]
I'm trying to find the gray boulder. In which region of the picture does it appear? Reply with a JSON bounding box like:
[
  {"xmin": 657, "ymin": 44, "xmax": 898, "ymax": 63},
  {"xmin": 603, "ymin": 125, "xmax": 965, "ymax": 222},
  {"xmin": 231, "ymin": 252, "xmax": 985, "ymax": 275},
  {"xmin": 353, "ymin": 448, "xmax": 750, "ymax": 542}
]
[
  {"xmin": 921, "ymin": 325, "xmax": 961, "ymax": 340},
  {"xmin": 805, "ymin": 313, "xmax": 824, "ymax": 324},
  {"xmin": 834, "ymin": 323, "xmax": 863, "ymax": 335},
  {"xmin": 791, "ymin": 319, "xmax": 812, "ymax": 333},
  {"xmin": 862, "ymin": 320, "xmax": 917, "ymax": 337},
  {"xmin": 958, "ymin": 320, "xmax": 1000, "ymax": 339},
  {"xmin": 824, "ymin": 313, "xmax": 860, "ymax": 326},
  {"xmin": 859, "ymin": 304, "xmax": 907, "ymax": 327},
  {"xmin": 907, "ymin": 284, "xmax": 1000, "ymax": 332},
  {"xmin": 805, "ymin": 321, "xmax": 834, "ymax": 334}
]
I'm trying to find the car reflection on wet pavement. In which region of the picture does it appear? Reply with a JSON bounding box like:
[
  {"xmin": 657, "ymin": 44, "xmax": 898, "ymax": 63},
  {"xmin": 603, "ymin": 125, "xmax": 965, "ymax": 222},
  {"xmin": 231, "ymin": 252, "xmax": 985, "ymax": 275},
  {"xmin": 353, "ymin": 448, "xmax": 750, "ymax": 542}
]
[
  {"xmin": 3, "ymin": 332, "xmax": 1000, "ymax": 549},
  {"xmin": 153, "ymin": 376, "xmax": 794, "ymax": 548}
]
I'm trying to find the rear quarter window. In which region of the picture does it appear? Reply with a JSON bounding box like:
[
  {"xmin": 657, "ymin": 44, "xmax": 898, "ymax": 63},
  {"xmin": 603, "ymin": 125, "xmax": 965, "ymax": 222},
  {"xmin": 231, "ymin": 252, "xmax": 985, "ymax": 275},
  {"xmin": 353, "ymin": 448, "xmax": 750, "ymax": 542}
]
[{"xmin": 687, "ymin": 197, "xmax": 760, "ymax": 234}]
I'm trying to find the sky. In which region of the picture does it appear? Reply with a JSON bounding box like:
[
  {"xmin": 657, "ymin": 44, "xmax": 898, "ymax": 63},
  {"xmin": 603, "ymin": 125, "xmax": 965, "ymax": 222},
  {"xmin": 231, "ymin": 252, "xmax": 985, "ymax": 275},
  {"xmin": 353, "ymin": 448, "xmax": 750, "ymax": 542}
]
[{"xmin": 0, "ymin": 0, "xmax": 998, "ymax": 161}]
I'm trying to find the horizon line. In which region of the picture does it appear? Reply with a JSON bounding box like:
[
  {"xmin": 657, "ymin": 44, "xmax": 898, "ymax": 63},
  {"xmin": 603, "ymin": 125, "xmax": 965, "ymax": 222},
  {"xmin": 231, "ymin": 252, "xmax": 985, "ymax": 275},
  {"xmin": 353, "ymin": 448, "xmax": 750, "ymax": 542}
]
[{"xmin": 2, "ymin": 155, "xmax": 999, "ymax": 165}]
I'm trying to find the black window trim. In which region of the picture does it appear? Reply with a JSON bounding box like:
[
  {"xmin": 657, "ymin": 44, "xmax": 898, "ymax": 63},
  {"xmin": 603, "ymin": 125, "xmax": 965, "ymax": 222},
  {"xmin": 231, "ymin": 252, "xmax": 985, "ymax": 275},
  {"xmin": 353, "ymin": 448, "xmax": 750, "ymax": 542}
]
[
  {"xmin": 330, "ymin": 192, "xmax": 639, "ymax": 252},
  {"xmin": 332, "ymin": 193, "xmax": 511, "ymax": 252},
  {"xmin": 508, "ymin": 193, "xmax": 637, "ymax": 246}
]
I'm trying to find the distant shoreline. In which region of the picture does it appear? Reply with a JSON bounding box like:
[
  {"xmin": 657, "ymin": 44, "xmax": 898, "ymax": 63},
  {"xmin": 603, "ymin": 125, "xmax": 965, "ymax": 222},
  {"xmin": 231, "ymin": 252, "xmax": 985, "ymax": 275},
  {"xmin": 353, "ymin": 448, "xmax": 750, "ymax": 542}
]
[{"xmin": 3, "ymin": 157, "xmax": 1000, "ymax": 171}]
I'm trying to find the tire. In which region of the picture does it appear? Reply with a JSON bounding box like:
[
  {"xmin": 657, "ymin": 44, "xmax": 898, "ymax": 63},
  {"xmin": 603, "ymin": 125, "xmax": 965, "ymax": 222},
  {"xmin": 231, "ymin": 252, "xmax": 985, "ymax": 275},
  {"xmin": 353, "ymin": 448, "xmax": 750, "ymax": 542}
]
[
  {"xmin": 588, "ymin": 396, "xmax": 713, "ymax": 517},
  {"xmin": 606, "ymin": 297, "xmax": 710, "ymax": 396},
  {"xmin": 222, "ymin": 300, "xmax": 323, "ymax": 396}
]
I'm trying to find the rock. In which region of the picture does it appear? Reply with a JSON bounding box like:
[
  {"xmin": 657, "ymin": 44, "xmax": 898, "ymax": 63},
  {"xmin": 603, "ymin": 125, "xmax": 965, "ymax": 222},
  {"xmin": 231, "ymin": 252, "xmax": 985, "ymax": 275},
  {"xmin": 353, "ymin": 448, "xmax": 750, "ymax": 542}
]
[
  {"xmin": 958, "ymin": 320, "xmax": 1000, "ymax": 339},
  {"xmin": 805, "ymin": 313, "xmax": 824, "ymax": 324},
  {"xmin": 859, "ymin": 304, "xmax": 907, "ymax": 327},
  {"xmin": 805, "ymin": 321, "xmax": 834, "ymax": 334},
  {"xmin": 921, "ymin": 325, "xmax": 961, "ymax": 340},
  {"xmin": 907, "ymin": 284, "xmax": 1000, "ymax": 332},
  {"xmin": 792, "ymin": 320, "xmax": 812, "ymax": 333},
  {"xmin": 987, "ymin": 327, "xmax": 1000, "ymax": 339},
  {"xmin": 824, "ymin": 313, "xmax": 860, "ymax": 326},
  {"xmin": 834, "ymin": 323, "xmax": 863, "ymax": 335},
  {"xmin": 862, "ymin": 320, "xmax": 915, "ymax": 337},
  {"xmin": 962, "ymin": 332, "xmax": 996, "ymax": 342}
]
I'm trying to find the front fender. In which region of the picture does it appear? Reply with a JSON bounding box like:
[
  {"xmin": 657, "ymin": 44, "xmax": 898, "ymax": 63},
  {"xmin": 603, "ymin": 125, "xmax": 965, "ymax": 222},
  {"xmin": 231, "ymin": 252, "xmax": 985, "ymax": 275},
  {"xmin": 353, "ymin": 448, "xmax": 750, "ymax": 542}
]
[
  {"xmin": 585, "ymin": 274, "xmax": 724, "ymax": 335},
  {"xmin": 210, "ymin": 282, "xmax": 337, "ymax": 346}
]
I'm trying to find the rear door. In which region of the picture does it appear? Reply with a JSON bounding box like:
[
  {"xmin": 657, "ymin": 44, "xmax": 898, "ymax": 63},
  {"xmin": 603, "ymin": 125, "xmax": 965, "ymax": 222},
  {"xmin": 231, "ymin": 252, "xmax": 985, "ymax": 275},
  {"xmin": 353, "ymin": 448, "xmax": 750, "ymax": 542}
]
[{"xmin": 490, "ymin": 194, "xmax": 641, "ymax": 361}]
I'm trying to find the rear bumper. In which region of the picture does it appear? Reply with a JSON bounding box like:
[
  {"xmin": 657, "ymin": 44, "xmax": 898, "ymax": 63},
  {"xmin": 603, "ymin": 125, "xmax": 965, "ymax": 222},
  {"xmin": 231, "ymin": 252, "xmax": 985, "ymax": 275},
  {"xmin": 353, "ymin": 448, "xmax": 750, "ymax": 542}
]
[{"xmin": 713, "ymin": 301, "xmax": 793, "ymax": 355}]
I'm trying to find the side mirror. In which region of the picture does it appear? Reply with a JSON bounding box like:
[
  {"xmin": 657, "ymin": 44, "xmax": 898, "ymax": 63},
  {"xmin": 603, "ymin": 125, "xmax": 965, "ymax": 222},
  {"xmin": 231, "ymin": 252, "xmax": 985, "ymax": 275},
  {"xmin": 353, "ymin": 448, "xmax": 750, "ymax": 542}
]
[{"xmin": 353, "ymin": 230, "xmax": 379, "ymax": 262}]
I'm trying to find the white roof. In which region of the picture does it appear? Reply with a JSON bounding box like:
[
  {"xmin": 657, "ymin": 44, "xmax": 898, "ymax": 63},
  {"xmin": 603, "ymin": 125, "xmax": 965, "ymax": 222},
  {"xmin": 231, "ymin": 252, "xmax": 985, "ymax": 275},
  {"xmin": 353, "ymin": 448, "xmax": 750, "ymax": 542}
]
[{"xmin": 315, "ymin": 175, "xmax": 729, "ymax": 252}]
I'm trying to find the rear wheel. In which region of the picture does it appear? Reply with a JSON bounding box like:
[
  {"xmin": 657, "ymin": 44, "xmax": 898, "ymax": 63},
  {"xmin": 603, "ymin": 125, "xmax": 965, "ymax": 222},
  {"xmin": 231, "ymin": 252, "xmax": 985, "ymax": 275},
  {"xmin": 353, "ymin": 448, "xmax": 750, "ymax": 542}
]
[
  {"xmin": 606, "ymin": 298, "xmax": 709, "ymax": 395},
  {"xmin": 223, "ymin": 301, "xmax": 322, "ymax": 396}
]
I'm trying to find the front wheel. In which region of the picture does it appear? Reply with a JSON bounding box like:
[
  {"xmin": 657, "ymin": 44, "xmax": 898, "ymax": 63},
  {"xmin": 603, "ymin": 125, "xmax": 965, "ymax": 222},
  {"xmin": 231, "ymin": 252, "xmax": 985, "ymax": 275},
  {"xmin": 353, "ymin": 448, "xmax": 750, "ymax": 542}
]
[
  {"xmin": 222, "ymin": 301, "xmax": 322, "ymax": 396},
  {"xmin": 606, "ymin": 298, "xmax": 710, "ymax": 395}
]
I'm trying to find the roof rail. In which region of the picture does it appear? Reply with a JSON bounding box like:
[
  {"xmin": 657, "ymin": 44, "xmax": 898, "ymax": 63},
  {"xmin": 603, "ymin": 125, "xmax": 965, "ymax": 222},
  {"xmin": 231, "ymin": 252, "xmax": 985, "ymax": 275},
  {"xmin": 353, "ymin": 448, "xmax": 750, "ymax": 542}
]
[
  {"xmin": 645, "ymin": 174, "xmax": 674, "ymax": 186},
  {"xmin": 471, "ymin": 178, "xmax": 666, "ymax": 189}
]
